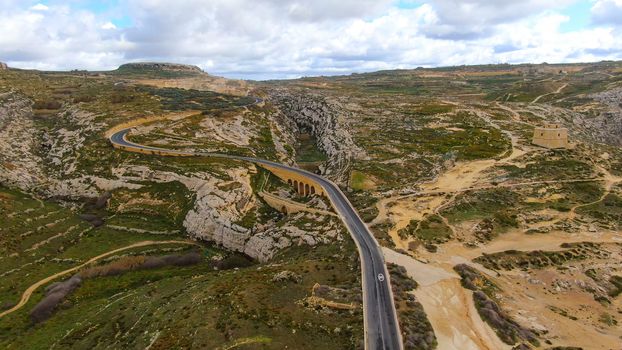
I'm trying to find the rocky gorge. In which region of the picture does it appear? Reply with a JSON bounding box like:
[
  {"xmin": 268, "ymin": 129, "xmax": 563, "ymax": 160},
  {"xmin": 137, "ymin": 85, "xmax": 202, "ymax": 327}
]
[{"xmin": 0, "ymin": 82, "xmax": 350, "ymax": 262}]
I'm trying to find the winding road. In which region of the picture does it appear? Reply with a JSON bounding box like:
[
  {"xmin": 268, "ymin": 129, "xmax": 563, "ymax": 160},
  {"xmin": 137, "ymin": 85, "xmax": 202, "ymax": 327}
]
[{"xmin": 109, "ymin": 104, "xmax": 403, "ymax": 349}]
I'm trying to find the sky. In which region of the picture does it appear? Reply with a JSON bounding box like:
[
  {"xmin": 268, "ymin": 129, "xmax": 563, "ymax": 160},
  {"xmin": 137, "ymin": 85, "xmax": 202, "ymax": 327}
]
[{"xmin": 1, "ymin": 0, "xmax": 622, "ymax": 80}]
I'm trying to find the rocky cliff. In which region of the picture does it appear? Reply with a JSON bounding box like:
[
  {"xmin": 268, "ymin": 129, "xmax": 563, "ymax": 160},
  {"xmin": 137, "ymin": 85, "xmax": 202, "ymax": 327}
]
[
  {"xmin": 0, "ymin": 91, "xmax": 44, "ymax": 189},
  {"xmin": 270, "ymin": 89, "xmax": 365, "ymax": 184}
]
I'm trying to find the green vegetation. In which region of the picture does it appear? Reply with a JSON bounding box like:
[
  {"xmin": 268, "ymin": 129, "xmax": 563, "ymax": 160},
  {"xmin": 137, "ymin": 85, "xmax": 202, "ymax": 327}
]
[
  {"xmin": 442, "ymin": 188, "xmax": 520, "ymax": 229},
  {"xmin": 398, "ymin": 215, "xmax": 452, "ymax": 244},
  {"xmin": 0, "ymin": 185, "xmax": 197, "ymax": 316},
  {"xmin": 136, "ymin": 85, "xmax": 254, "ymax": 111},
  {"xmin": 474, "ymin": 242, "xmax": 610, "ymax": 271},
  {"xmin": 113, "ymin": 63, "xmax": 202, "ymax": 78},
  {"xmin": 295, "ymin": 132, "xmax": 327, "ymax": 164},
  {"xmin": 608, "ymin": 276, "xmax": 622, "ymax": 298},
  {"xmin": 107, "ymin": 180, "xmax": 195, "ymax": 230},
  {"xmin": 348, "ymin": 109, "xmax": 510, "ymax": 190},
  {"xmin": 0, "ymin": 189, "xmax": 363, "ymax": 349},
  {"xmin": 598, "ymin": 313, "xmax": 618, "ymax": 326},
  {"xmin": 454, "ymin": 264, "xmax": 539, "ymax": 347},
  {"xmin": 349, "ymin": 170, "xmax": 375, "ymax": 191},
  {"xmin": 346, "ymin": 191, "xmax": 379, "ymax": 223},
  {"xmin": 576, "ymin": 192, "xmax": 622, "ymax": 227},
  {"xmin": 499, "ymin": 156, "xmax": 595, "ymax": 182},
  {"xmin": 454, "ymin": 264, "xmax": 499, "ymax": 299},
  {"xmin": 387, "ymin": 263, "xmax": 437, "ymax": 350}
]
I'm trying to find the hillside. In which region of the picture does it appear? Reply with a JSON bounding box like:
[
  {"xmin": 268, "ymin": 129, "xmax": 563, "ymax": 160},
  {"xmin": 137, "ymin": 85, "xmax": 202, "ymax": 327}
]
[{"xmin": 1, "ymin": 60, "xmax": 622, "ymax": 349}]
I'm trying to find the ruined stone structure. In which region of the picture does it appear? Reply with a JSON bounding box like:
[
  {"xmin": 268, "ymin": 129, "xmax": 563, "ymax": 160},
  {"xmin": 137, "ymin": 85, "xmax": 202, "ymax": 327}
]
[
  {"xmin": 0, "ymin": 62, "xmax": 7, "ymax": 70},
  {"xmin": 532, "ymin": 123, "xmax": 570, "ymax": 149}
]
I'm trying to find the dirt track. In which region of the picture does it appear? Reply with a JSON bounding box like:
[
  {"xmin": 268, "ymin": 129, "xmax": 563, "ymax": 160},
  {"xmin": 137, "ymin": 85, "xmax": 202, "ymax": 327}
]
[{"xmin": 0, "ymin": 240, "xmax": 199, "ymax": 319}]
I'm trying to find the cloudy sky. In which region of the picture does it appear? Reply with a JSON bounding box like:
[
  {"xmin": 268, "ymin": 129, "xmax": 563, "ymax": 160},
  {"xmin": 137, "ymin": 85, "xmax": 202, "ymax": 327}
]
[{"xmin": 1, "ymin": 0, "xmax": 622, "ymax": 79}]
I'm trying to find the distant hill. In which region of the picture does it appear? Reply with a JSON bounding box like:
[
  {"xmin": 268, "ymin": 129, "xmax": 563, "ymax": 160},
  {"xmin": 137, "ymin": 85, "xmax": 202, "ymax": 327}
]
[{"xmin": 113, "ymin": 62, "xmax": 204, "ymax": 77}]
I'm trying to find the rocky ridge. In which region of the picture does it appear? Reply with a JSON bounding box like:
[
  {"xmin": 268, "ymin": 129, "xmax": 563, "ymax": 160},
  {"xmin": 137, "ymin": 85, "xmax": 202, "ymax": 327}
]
[
  {"xmin": 0, "ymin": 91, "xmax": 45, "ymax": 189},
  {"xmin": 0, "ymin": 91, "xmax": 114, "ymax": 198},
  {"xmin": 116, "ymin": 62, "xmax": 203, "ymax": 74}
]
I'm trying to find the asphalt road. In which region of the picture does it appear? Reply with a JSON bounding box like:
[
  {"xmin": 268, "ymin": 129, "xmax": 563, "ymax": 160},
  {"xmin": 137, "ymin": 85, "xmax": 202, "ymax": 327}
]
[{"xmin": 109, "ymin": 115, "xmax": 403, "ymax": 350}]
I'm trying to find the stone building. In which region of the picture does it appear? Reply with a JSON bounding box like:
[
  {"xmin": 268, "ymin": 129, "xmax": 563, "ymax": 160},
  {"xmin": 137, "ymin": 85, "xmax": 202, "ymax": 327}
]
[{"xmin": 532, "ymin": 123, "xmax": 570, "ymax": 149}]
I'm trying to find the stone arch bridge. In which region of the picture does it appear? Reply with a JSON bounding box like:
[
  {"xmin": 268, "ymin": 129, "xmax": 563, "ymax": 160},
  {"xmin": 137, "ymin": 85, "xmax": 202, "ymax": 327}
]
[{"xmin": 257, "ymin": 163, "xmax": 325, "ymax": 197}]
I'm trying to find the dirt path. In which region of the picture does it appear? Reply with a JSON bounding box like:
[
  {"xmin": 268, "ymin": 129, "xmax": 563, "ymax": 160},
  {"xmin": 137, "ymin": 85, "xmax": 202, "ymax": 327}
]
[
  {"xmin": 0, "ymin": 240, "xmax": 199, "ymax": 319},
  {"xmin": 531, "ymin": 83, "xmax": 568, "ymax": 104},
  {"xmin": 377, "ymin": 127, "xmax": 528, "ymax": 250}
]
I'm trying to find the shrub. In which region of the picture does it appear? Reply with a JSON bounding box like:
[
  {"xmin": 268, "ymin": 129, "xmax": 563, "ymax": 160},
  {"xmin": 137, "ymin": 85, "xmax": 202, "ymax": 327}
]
[
  {"xmin": 33, "ymin": 100, "xmax": 62, "ymax": 110},
  {"xmin": 30, "ymin": 275, "xmax": 82, "ymax": 323}
]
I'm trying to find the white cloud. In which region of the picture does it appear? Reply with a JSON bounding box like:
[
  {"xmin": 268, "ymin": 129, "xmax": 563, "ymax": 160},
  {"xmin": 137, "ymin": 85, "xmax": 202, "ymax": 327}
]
[
  {"xmin": 29, "ymin": 3, "xmax": 48, "ymax": 11},
  {"xmin": 101, "ymin": 21, "xmax": 117, "ymax": 30},
  {"xmin": 591, "ymin": 0, "xmax": 622, "ymax": 25},
  {"xmin": 0, "ymin": 0, "xmax": 620, "ymax": 79}
]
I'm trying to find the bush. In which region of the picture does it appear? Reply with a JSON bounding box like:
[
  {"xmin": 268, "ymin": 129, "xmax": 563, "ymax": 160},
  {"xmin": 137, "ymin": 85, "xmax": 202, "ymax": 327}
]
[
  {"xmin": 215, "ymin": 254, "xmax": 254, "ymax": 270},
  {"xmin": 30, "ymin": 275, "xmax": 82, "ymax": 323},
  {"xmin": 32, "ymin": 100, "xmax": 62, "ymax": 110}
]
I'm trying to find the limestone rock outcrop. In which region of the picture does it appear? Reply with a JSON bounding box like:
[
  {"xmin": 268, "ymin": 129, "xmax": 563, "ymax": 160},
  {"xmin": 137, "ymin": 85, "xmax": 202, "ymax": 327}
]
[
  {"xmin": 0, "ymin": 92, "xmax": 45, "ymax": 189},
  {"xmin": 583, "ymin": 87, "xmax": 622, "ymax": 145},
  {"xmin": 270, "ymin": 90, "xmax": 365, "ymax": 184},
  {"xmin": 113, "ymin": 165, "xmax": 342, "ymax": 262},
  {"xmin": 0, "ymin": 92, "xmax": 125, "ymax": 198}
]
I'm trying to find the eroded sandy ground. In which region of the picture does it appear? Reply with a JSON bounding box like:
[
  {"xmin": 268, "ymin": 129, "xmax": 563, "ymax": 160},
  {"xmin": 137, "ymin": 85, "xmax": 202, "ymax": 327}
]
[
  {"xmin": 384, "ymin": 248, "xmax": 510, "ymax": 350},
  {"xmin": 378, "ymin": 107, "xmax": 622, "ymax": 349}
]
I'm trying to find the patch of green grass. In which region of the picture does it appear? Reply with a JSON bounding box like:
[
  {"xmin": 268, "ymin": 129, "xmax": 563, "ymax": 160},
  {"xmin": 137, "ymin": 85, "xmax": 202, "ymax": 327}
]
[
  {"xmin": 576, "ymin": 193, "xmax": 622, "ymax": 226},
  {"xmin": 349, "ymin": 171, "xmax": 371, "ymax": 191},
  {"xmin": 442, "ymin": 188, "xmax": 521, "ymax": 225},
  {"xmin": 499, "ymin": 157, "xmax": 595, "ymax": 182},
  {"xmin": 109, "ymin": 180, "xmax": 195, "ymax": 229},
  {"xmin": 398, "ymin": 215, "xmax": 452, "ymax": 244},
  {"xmin": 136, "ymin": 85, "xmax": 254, "ymax": 112},
  {"xmin": 414, "ymin": 215, "xmax": 452, "ymax": 243},
  {"xmin": 295, "ymin": 132, "xmax": 327, "ymax": 163},
  {"xmin": 0, "ymin": 238, "xmax": 363, "ymax": 350}
]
